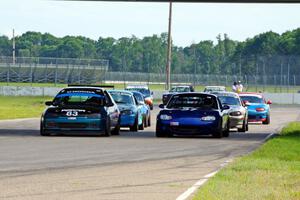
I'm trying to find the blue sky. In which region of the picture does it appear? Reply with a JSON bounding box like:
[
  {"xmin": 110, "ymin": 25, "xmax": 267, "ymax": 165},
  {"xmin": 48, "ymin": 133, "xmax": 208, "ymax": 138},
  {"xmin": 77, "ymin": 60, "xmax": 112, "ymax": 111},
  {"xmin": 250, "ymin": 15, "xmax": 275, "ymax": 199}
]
[{"xmin": 0, "ymin": 0, "xmax": 299, "ymax": 46}]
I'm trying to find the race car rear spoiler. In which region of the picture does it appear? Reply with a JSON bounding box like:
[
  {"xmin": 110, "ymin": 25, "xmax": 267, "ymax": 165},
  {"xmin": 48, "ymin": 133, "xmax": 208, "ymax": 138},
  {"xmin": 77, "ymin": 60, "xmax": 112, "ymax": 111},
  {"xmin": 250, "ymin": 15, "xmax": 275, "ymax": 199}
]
[{"xmin": 68, "ymin": 84, "xmax": 115, "ymax": 89}]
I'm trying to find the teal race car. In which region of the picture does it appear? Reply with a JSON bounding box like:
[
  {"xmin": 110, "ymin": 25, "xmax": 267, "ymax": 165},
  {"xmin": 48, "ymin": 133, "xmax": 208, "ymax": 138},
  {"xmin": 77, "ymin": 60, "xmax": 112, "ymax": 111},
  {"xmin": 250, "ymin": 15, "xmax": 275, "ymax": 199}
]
[
  {"xmin": 40, "ymin": 86, "xmax": 121, "ymax": 136},
  {"xmin": 108, "ymin": 90, "xmax": 144, "ymax": 131}
]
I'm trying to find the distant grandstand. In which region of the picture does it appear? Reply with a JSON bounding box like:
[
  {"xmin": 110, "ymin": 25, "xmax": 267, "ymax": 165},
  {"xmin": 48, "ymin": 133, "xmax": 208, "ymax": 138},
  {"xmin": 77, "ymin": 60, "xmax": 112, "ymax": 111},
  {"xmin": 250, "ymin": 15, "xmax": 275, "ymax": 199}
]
[{"xmin": 0, "ymin": 57, "xmax": 109, "ymax": 84}]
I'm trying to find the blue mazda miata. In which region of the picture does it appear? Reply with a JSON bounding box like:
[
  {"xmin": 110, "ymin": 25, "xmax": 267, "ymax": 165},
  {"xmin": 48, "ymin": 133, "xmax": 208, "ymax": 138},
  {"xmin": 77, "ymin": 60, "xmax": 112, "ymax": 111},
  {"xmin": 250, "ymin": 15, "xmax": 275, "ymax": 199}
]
[{"xmin": 156, "ymin": 93, "xmax": 230, "ymax": 138}]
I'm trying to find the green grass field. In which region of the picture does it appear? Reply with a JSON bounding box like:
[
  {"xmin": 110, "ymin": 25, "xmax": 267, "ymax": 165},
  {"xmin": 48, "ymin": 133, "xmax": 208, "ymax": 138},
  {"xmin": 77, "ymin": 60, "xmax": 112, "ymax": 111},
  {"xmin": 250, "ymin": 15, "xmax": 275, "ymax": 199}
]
[
  {"xmin": 193, "ymin": 122, "xmax": 300, "ymax": 200},
  {"xmin": 0, "ymin": 96, "xmax": 51, "ymax": 120},
  {"xmin": 0, "ymin": 82, "xmax": 299, "ymax": 93}
]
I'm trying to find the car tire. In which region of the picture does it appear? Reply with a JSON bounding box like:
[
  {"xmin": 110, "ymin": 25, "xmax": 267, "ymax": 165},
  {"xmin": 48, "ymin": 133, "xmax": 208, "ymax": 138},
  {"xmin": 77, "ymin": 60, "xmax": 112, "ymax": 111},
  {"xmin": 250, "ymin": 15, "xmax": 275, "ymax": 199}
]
[
  {"xmin": 147, "ymin": 115, "xmax": 151, "ymax": 127},
  {"xmin": 213, "ymin": 121, "xmax": 223, "ymax": 138},
  {"xmin": 104, "ymin": 118, "xmax": 111, "ymax": 137},
  {"xmin": 40, "ymin": 122, "xmax": 49, "ymax": 136},
  {"xmin": 150, "ymin": 105, "xmax": 153, "ymax": 110},
  {"xmin": 263, "ymin": 115, "xmax": 270, "ymax": 125},
  {"xmin": 238, "ymin": 119, "xmax": 247, "ymax": 132},
  {"xmin": 111, "ymin": 118, "xmax": 120, "ymax": 135},
  {"xmin": 130, "ymin": 116, "xmax": 139, "ymax": 132},
  {"xmin": 139, "ymin": 118, "xmax": 144, "ymax": 130},
  {"xmin": 223, "ymin": 121, "xmax": 230, "ymax": 137},
  {"xmin": 144, "ymin": 116, "xmax": 148, "ymax": 128}
]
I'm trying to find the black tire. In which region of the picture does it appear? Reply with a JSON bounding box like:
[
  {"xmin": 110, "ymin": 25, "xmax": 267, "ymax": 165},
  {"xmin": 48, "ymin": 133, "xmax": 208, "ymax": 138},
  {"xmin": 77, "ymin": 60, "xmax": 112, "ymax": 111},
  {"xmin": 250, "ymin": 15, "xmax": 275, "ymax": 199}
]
[
  {"xmin": 144, "ymin": 116, "xmax": 148, "ymax": 128},
  {"xmin": 139, "ymin": 117, "xmax": 144, "ymax": 130},
  {"xmin": 213, "ymin": 129, "xmax": 223, "ymax": 138},
  {"xmin": 223, "ymin": 121, "xmax": 230, "ymax": 137},
  {"xmin": 130, "ymin": 116, "xmax": 139, "ymax": 132},
  {"xmin": 238, "ymin": 119, "xmax": 247, "ymax": 132},
  {"xmin": 40, "ymin": 122, "xmax": 50, "ymax": 136},
  {"xmin": 263, "ymin": 115, "xmax": 270, "ymax": 125},
  {"xmin": 111, "ymin": 118, "xmax": 120, "ymax": 135},
  {"xmin": 104, "ymin": 118, "xmax": 111, "ymax": 137},
  {"xmin": 147, "ymin": 115, "xmax": 151, "ymax": 127}
]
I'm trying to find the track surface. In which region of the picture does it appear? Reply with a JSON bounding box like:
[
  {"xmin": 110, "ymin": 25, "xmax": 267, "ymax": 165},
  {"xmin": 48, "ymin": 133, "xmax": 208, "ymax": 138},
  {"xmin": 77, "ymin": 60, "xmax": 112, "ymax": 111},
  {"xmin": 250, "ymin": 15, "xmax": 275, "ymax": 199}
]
[{"xmin": 0, "ymin": 105, "xmax": 299, "ymax": 200}]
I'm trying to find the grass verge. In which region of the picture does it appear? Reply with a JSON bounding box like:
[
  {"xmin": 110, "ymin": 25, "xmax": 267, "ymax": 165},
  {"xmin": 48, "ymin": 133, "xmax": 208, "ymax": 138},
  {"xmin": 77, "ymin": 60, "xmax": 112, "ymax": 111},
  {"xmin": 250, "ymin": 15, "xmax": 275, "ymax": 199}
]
[
  {"xmin": 193, "ymin": 122, "xmax": 300, "ymax": 200},
  {"xmin": 0, "ymin": 96, "xmax": 51, "ymax": 120}
]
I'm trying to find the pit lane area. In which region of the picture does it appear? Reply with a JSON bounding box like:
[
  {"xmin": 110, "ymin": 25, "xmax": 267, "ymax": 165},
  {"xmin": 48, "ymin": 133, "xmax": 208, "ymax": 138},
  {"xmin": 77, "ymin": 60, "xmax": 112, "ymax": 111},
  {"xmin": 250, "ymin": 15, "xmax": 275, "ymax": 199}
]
[{"xmin": 0, "ymin": 105, "xmax": 299, "ymax": 200}]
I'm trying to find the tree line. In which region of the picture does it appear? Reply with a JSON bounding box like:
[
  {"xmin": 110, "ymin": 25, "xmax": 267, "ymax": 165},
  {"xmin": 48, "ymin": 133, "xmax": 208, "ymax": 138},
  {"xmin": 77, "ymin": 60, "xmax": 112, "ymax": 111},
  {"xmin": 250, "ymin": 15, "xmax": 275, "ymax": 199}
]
[{"xmin": 0, "ymin": 28, "xmax": 300, "ymax": 75}]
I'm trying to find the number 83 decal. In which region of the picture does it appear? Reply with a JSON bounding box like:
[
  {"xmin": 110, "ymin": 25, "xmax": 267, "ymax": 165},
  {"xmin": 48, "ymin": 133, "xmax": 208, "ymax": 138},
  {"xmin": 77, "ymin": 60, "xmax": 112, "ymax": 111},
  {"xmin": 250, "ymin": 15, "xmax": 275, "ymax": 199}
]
[{"xmin": 66, "ymin": 111, "xmax": 78, "ymax": 116}]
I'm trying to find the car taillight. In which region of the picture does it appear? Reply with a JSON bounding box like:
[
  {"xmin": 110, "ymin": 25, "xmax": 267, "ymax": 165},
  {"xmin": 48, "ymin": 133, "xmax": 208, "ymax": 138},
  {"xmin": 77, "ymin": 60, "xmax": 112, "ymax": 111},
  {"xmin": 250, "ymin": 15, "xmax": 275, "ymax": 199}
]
[{"xmin": 256, "ymin": 108, "xmax": 265, "ymax": 112}]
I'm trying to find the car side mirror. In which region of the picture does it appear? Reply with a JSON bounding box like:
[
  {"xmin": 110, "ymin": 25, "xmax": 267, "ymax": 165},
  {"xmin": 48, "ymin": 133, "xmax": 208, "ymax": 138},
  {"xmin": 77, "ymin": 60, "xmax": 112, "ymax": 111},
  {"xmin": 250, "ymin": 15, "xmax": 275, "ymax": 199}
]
[
  {"xmin": 222, "ymin": 105, "xmax": 230, "ymax": 110},
  {"xmin": 45, "ymin": 101, "xmax": 53, "ymax": 106},
  {"xmin": 159, "ymin": 104, "xmax": 165, "ymax": 109},
  {"xmin": 151, "ymin": 91, "xmax": 154, "ymax": 95},
  {"xmin": 267, "ymin": 100, "xmax": 272, "ymax": 105}
]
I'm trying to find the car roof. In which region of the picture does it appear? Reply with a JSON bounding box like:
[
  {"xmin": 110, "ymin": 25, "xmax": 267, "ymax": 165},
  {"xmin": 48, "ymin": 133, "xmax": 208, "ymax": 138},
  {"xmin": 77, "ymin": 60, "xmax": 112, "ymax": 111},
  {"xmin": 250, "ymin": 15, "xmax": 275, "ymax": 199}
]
[
  {"xmin": 172, "ymin": 92, "xmax": 217, "ymax": 97},
  {"xmin": 239, "ymin": 92, "xmax": 263, "ymax": 98},
  {"xmin": 108, "ymin": 89, "xmax": 133, "ymax": 95},
  {"xmin": 213, "ymin": 91, "xmax": 239, "ymax": 97},
  {"xmin": 205, "ymin": 86, "xmax": 226, "ymax": 89},
  {"xmin": 126, "ymin": 85, "xmax": 149, "ymax": 89}
]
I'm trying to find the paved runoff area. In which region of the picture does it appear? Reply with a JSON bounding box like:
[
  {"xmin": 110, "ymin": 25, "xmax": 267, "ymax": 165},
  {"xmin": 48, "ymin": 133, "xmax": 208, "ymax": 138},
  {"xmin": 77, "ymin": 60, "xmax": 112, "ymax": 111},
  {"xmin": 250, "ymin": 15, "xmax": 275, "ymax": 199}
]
[{"xmin": 0, "ymin": 105, "xmax": 299, "ymax": 200}]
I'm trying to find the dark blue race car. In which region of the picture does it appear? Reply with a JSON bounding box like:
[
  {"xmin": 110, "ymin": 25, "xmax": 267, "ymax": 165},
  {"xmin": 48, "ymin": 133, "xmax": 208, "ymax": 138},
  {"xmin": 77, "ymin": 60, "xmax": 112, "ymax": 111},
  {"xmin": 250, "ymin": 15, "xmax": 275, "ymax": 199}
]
[
  {"xmin": 156, "ymin": 93, "xmax": 230, "ymax": 138},
  {"xmin": 40, "ymin": 86, "xmax": 120, "ymax": 136}
]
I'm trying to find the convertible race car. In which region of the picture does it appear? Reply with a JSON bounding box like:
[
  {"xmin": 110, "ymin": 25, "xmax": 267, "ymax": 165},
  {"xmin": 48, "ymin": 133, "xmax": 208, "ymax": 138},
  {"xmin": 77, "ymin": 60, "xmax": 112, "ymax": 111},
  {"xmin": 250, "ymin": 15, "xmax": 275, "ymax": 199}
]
[
  {"xmin": 125, "ymin": 85, "xmax": 154, "ymax": 110},
  {"xmin": 156, "ymin": 93, "xmax": 230, "ymax": 138},
  {"xmin": 215, "ymin": 92, "xmax": 248, "ymax": 132},
  {"xmin": 108, "ymin": 90, "xmax": 144, "ymax": 131},
  {"xmin": 239, "ymin": 92, "xmax": 271, "ymax": 124},
  {"xmin": 40, "ymin": 86, "xmax": 120, "ymax": 136}
]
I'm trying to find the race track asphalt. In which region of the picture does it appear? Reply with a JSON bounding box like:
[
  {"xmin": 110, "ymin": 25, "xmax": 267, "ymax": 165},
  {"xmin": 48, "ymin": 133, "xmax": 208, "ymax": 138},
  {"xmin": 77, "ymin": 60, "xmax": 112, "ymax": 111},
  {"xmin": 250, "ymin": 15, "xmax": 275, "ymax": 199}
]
[{"xmin": 0, "ymin": 105, "xmax": 299, "ymax": 200}]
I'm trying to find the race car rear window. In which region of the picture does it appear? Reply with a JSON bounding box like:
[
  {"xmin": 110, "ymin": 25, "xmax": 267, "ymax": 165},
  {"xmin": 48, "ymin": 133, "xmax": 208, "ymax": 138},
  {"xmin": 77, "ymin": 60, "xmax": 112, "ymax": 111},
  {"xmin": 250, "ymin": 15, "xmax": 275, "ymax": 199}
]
[
  {"xmin": 167, "ymin": 95, "xmax": 218, "ymax": 109},
  {"xmin": 240, "ymin": 96, "xmax": 264, "ymax": 104},
  {"xmin": 170, "ymin": 87, "xmax": 190, "ymax": 92},
  {"xmin": 53, "ymin": 92, "xmax": 105, "ymax": 106}
]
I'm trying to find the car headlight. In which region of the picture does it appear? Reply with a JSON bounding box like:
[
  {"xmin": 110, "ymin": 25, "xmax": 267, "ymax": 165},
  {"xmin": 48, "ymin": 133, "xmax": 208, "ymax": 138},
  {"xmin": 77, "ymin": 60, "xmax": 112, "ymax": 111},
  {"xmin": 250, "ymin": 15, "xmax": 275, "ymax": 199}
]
[
  {"xmin": 160, "ymin": 114, "xmax": 172, "ymax": 120},
  {"xmin": 230, "ymin": 111, "xmax": 242, "ymax": 116},
  {"xmin": 121, "ymin": 110, "xmax": 134, "ymax": 115},
  {"xmin": 201, "ymin": 116, "xmax": 216, "ymax": 121}
]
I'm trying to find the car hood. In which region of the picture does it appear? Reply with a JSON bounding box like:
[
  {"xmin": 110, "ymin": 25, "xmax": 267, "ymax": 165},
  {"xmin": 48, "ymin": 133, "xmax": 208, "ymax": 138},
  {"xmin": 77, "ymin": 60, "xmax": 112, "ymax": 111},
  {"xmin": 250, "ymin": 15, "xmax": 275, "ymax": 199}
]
[
  {"xmin": 247, "ymin": 103, "xmax": 269, "ymax": 110},
  {"xmin": 160, "ymin": 108, "xmax": 220, "ymax": 118}
]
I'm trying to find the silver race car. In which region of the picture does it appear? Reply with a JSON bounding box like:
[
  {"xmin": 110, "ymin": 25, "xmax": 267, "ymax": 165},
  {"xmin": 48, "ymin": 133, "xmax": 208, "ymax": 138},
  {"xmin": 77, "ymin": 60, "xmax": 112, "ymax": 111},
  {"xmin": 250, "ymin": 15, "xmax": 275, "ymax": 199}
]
[{"xmin": 215, "ymin": 92, "xmax": 248, "ymax": 132}]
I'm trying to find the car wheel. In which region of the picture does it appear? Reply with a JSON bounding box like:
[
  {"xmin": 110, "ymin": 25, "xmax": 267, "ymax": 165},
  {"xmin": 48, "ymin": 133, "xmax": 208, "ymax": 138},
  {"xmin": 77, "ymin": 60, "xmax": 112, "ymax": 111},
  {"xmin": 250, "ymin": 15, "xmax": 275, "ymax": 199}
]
[
  {"xmin": 263, "ymin": 115, "xmax": 270, "ymax": 125},
  {"xmin": 139, "ymin": 118, "xmax": 144, "ymax": 130},
  {"xmin": 223, "ymin": 122, "xmax": 230, "ymax": 137},
  {"xmin": 150, "ymin": 104, "xmax": 153, "ymax": 110},
  {"xmin": 130, "ymin": 116, "xmax": 139, "ymax": 132},
  {"xmin": 104, "ymin": 118, "xmax": 111, "ymax": 137},
  {"xmin": 147, "ymin": 115, "xmax": 151, "ymax": 127},
  {"xmin": 144, "ymin": 116, "xmax": 148, "ymax": 128},
  {"xmin": 238, "ymin": 119, "xmax": 247, "ymax": 132},
  {"xmin": 40, "ymin": 122, "xmax": 49, "ymax": 136},
  {"xmin": 111, "ymin": 118, "xmax": 120, "ymax": 135}
]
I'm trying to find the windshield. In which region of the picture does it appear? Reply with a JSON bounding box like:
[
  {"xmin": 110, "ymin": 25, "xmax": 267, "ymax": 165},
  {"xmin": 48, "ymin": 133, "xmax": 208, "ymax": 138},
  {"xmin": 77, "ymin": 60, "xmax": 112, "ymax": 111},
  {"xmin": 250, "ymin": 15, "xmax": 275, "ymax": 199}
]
[
  {"xmin": 240, "ymin": 96, "xmax": 264, "ymax": 104},
  {"xmin": 170, "ymin": 87, "xmax": 190, "ymax": 92},
  {"xmin": 126, "ymin": 88, "xmax": 150, "ymax": 97},
  {"xmin": 167, "ymin": 95, "xmax": 218, "ymax": 109},
  {"xmin": 133, "ymin": 93, "xmax": 144, "ymax": 103},
  {"xmin": 53, "ymin": 92, "xmax": 105, "ymax": 107},
  {"xmin": 218, "ymin": 96, "xmax": 241, "ymax": 106},
  {"xmin": 110, "ymin": 92, "xmax": 134, "ymax": 105}
]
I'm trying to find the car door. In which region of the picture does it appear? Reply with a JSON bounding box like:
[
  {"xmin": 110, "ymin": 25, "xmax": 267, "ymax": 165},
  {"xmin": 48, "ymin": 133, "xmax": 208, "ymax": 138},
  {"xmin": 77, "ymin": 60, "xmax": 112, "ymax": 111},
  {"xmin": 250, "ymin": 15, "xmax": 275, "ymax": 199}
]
[{"xmin": 104, "ymin": 91, "xmax": 119, "ymax": 127}]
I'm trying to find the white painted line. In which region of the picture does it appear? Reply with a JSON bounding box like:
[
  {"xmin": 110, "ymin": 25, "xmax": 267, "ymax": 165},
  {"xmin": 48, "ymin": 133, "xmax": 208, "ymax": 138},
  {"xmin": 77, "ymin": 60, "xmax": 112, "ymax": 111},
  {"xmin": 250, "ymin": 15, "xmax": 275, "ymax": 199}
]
[
  {"xmin": 176, "ymin": 159, "xmax": 232, "ymax": 200},
  {"xmin": 176, "ymin": 131, "xmax": 277, "ymax": 200}
]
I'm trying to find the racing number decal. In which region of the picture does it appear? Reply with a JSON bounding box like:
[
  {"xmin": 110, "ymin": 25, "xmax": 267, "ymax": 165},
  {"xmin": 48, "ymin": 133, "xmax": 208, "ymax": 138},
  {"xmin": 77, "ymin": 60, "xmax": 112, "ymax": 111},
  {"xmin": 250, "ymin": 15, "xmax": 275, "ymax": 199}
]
[{"xmin": 66, "ymin": 111, "xmax": 78, "ymax": 117}]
